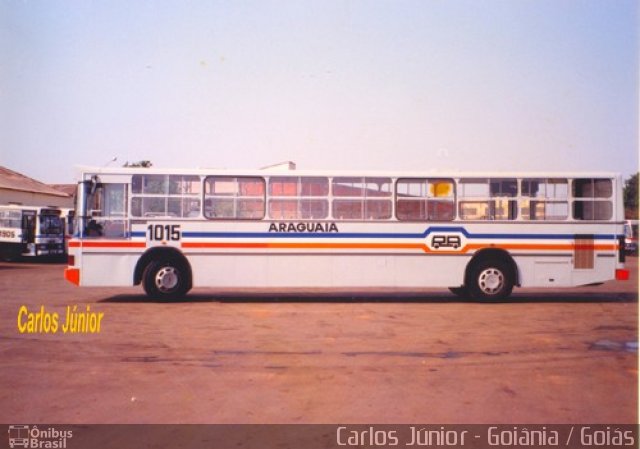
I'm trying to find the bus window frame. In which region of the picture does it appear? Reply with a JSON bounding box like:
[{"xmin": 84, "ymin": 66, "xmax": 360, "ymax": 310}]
[
  {"xmin": 571, "ymin": 178, "xmax": 614, "ymax": 221},
  {"xmin": 395, "ymin": 177, "xmax": 456, "ymax": 222},
  {"xmin": 204, "ymin": 176, "xmax": 266, "ymax": 221}
]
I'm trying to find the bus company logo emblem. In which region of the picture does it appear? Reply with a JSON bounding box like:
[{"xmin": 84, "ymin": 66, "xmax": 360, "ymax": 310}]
[
  {"xmin": 8, "ymin": 425, "xmax": 73, "ymax": 448},
  {"xmin": 429, "ymin": 233, "xmax": 464, "ymax": 251},
  {"xmin": 8, "ymin": 426, "xmax": 28, "ymax": 448}
]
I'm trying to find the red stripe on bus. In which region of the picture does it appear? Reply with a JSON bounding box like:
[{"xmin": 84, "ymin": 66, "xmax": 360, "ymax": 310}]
[{"xmin": 68, "ymin": 241, "xmax": 146, "ymax": 248}]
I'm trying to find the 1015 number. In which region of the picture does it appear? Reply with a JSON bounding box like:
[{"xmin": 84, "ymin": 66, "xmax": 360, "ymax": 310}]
[{"xmin": 147, "ymin": 224, "xmax": 181, "ymax": 241}]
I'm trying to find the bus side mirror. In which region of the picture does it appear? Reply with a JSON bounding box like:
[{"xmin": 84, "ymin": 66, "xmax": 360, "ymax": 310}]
[{"xmin": 89, "ymin": 176, "xmax": 99, "ymax": 195}]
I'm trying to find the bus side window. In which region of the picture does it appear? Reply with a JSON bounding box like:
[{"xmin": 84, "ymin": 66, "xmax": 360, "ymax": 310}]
[{"xmin": 86, "ymin": 219, "xmax": 103, "ymax": 236}]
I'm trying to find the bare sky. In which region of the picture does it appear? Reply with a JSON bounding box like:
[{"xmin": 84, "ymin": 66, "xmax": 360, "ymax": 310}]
[{"xmin": 1, "ymin": 0, "xmax": 638, "ymax": 183}]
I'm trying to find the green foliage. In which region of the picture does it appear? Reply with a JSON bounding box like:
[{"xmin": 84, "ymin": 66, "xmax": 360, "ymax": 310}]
[
  {"xmin": 624, "ymin": 173, "xmax": 638, "ymax": 219},
  {"xmin": 123, "ymin": 160, "xmax": 153, "ymax": 168}
]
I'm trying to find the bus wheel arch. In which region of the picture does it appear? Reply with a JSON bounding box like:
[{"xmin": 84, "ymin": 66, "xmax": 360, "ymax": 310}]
[
  {"xmin": 135, "ymin": 248, "xmax": 192, "ymax": 300},
  {"xmin": 464, "ymin": 249, "xmax": 518, "ymax": 301}
]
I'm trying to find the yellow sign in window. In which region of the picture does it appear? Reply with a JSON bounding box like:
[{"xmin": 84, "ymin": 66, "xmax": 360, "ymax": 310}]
[{"xmin": 431, "ymin": 181, "xmax": 453, "ymax": 198}]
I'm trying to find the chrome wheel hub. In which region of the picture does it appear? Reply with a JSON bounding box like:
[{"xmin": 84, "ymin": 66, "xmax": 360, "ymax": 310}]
[
  {"xmin": 155, "ymin": 266, "xmax": 178, "ymax": 292},
  {"xmin": 478, "ymin": 268, "xmax": 504, "ymax": 295}
]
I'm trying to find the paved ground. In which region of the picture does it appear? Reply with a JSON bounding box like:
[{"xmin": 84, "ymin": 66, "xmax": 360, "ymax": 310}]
[{"xmin": 0, "ymin": 257, "xmax": 637, "ymax": 424}]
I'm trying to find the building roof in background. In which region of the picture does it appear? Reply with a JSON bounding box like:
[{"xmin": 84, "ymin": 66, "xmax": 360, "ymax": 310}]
[
  {"xmin": 0, "ymin": 166, "xmax": 70, "ymax": 197},
  {"xmin": 49, "ymin": 184, "xmax": 76, "ymax": 196}
]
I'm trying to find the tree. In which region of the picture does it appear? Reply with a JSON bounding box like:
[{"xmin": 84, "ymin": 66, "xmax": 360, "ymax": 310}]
[
  {"xmin": 624, "ymin": 173, "xmax": 638, "ymax": 219},
  {"xmin": 123, "ymin": 160, "xmax": 152, "ymax": 168}
]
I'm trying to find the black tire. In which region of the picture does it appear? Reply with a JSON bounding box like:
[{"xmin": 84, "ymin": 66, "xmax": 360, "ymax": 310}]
[
  {"xmin": 448, "ymin": 286, "xmax": 468, "ymax": 298},
  {"xmin": 467, "ymin": 258, "xmax": 514, "ymax": 301},
  {"xmin": 142, "ymin": 259, "xmax": 191, "ymax": 300}
]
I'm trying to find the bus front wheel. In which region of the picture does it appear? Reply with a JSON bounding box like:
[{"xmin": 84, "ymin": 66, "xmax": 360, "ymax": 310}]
[
  {"xmin": 467, "ymin": 258, "xmax": 514, "ymax": 301},
  {"xmin": 142, "ymin": 259, "xmax": 191, "ymax": 300}
]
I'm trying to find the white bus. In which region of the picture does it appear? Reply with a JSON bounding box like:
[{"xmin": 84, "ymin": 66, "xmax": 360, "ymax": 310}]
[
  {"xmin": 64, "ymin": 167, "xmax": 629, "ymax": 300},
  {"xmin": 0, "ymin": 205, "xmax": 65, "ymax": 260}
]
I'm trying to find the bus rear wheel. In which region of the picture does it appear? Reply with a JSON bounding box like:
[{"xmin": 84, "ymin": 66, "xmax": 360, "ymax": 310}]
[
  {"xmin": 142, "ymin": 259, "xmax": 191, "ymax": 300},
  {"xmin": 467, "ymin": 258, "xmax": 514, "ymax": 301}
]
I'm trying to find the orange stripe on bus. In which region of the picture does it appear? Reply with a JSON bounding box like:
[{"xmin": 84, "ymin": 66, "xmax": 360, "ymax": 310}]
[
  {"xmin": 181, "ymin": 242, "xmax": 425, "ymax": 250},
  {"xmin": 182, "ymin": 241, "xmax": 618, "ymax": 253},
  {"xmin": 463, "ymin": 243, "xmax": 617, "ymax": 252},
  {"xmin": 69, "ymin": 240, "xmax": 618, "ymax": 253}
]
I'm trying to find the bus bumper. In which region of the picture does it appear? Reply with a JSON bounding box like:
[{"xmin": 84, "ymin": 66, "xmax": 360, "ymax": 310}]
[
  {"xmin": 615, "ymin": 269, "xmax": 629, "ymax": 281},
  {"xmin": 64, "ymin": 268, "xmax": 80, "ymax": 286}
]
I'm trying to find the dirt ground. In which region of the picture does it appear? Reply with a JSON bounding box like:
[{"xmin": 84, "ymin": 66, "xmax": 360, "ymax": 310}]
[{"xmin": 0, "ymin": 257, "xmax": 637, "ymax": 424}]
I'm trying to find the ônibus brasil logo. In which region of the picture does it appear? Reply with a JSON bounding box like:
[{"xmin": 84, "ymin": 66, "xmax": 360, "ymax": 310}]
[{"xmin": 7, "ymin": 425, "xmax": 73, "ymax": 449}]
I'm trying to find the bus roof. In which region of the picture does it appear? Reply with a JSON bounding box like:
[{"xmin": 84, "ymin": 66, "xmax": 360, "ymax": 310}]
[{"xmin": 75, "ymin": 165, "xmax": 622, "ymax": 180}]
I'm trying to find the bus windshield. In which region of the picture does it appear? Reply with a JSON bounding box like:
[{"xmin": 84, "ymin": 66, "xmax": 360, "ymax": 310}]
[
  {"xmin": 40, "ymin": 214, "xmax": 63, "ymax": 235},
  {"xmin": 81, "ymin": 181, "xmax": 128, "ymax": 238}
]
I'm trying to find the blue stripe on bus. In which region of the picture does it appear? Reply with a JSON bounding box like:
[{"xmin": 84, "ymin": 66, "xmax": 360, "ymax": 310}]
[{"xmin": 129, "ymin": 227, "xmax": 622, "ymax": 241}]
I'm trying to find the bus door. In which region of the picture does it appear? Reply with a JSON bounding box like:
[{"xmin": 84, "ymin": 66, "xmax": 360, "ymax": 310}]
[{"xmin": 21, "ymin": 210, "xmax": 36, "ymax": 256}]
